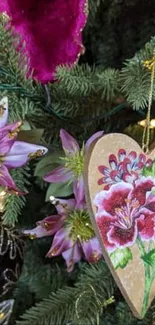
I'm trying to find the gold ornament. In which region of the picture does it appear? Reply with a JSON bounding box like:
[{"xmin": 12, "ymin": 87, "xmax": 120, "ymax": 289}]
[
  {"xmin": 0, "ymin": 299, "xmax": 14, "ymax": 325},
  {"xmin": 0, "ymin": 189, "xmax": 7, "ymax": 214}
]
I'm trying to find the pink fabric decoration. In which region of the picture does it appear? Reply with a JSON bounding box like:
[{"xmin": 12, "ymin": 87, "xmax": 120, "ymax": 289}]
[{"xmin": 0, "ymin": 0, "xmax": 88, "ymax": 83}]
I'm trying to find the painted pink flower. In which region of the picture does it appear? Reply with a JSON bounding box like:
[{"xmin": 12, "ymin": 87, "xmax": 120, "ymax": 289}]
[
  {"xmin": 94, "ymin": 177, "xmax": 155, "ymax": 252},
  {"xmin": 98, "ymin": 149, "xmax": 152, "ymax": 189},
  {"xmin": 0, "ymin": 97, "xmax": 48, "ymax": 192},
  {"xmin": 44, "ymin": 129, "xmax": 103, "ymax": 202},
  {"xmin": 0, "ymin": 0, "xmax": 88, "ymax": 83},
  {"xmin": 25, "ymin": 188, "xmax": 102, "ymax": 272}
]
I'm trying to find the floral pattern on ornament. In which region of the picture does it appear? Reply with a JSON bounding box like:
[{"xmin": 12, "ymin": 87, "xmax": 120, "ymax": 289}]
[
  {"xmin": 94, "ymin": 177, "xmax": 155, "ymax": 252},
  {"xmin": 98, "ymin": 149, "xmax": 152, "ymax": 189},
  {"xmin": 94, "ymin": 147, "xmax": 155, "ymax": 317}
]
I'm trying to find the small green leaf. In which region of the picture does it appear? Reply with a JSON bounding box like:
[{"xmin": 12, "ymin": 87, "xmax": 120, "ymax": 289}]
[
  {"xmin": 45, "ymin": 182, "xmax": 73, "ymax": 201},
  {"xmin": 141, "ymin": 249, "xmax": 155, "ymax": 267},
  {"xmin": 142, "ymin": 161, "xmax": 155, "ymax": 177},
  {"xmin": 17, "ymin": 129, "xmax": 44, "ymax": 144},
  {"xmin": 21, "ymin": 120, "xmax": 31, "ymax": 130},
  {"xmin": 35, "ymin": 151, "xmax": 64, "ymax": 177},
  {"xmin": 110, "ymin": 248, "xmax": 133, "ymax": 270}
]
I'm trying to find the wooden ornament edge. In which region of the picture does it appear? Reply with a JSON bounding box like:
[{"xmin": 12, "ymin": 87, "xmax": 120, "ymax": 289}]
[{"xmin": 83, "ymin": 133, "xmax": 150, "ymax": 319}]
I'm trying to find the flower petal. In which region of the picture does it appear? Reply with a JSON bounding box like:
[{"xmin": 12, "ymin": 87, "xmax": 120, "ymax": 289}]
[
  {"xmin": 118, "ymin": 149, "xmax": 126, "ymax": 162},
  {"xmin": 131, "ymin": 177, "xmax": 155, "ymax": 205},
  {"xmin": 24, "ymin": 225, "xmax": 51, "ymax": 238},
  {"xmin": 24, "ymin": 214, "xmax": 64, "ymax": 238},
  {"xmin": 85, "ymin": 131, "xmax": 104, "ymax": 153},
  {"xmin": 4, "ymin": 141, "xmax": 48, "ymax": 168},
  {"xmin": 96, "ymin": 213, "xmax": 116, "ymax": 252},
  {"xmin": 60, "ymin": 129, "xmax": 79, "ymax": 156},
  {"xmin": 82, "ymin": 237, "xmax": 102, "ymax": 263},
  {"xmin": 62, "ymin": 244, "xmax": 82, "ymax": 272},
  {"xmin": 137, "ymin": 209, "xmax": 155, "ymax": 241},
  {"xmin": 139, "ymin": 153, "xmax": 146, "ymax": 164},
  {"xmin": 56, "ymin": 198, "xmax": 76, "ymax": 215},
  {"xmin": 128, "ymin": 151, "xmax": 137, "ymax": 162},
  {"xmin": 47, "ymin": 228, "xmax": 73, "ymax": 257},
  {"xmin": 0, "ymin": 97, "xmax": 8, "ymax": 128},
  {"xmin": 109, "ymin": 154, "xmax": 118, "ymax": 170},
  {"xmin": 0, "ymin": 122, "xmax": 22, "ymax": 156},
  {"xmin": 98, "ymin": 165, "xmax": 110, "ymax": 176},
  {"xmin": 146, "ymin": 159, "xmax": 153, "ymax": 168},
  {"xmin": 107, "ymin": 221, "xmax": 137, "ymax": 249},
  {"xmin": 44, "ymin": 166, "xmax": 73, "ymax": 183},
  {"xmin": 110, "ymin": 170, "xmax": 121, "ymax": 181},
  {"xmin": 123, "ymin": 171, "xmax": 138, "ymax": 183},
  {"xmin": 94, "ymin": 182, "xmax": 133, "ymax": 215},
  {"xmin": 0, "ymin": 164, "xmax": 18, "ymax": 192},
  {"xmin": 145, "ymin": 193, "xmax": 155, "ymax": 212},
  {"xmin": 73, "ymin": 176, "xmax": 85, "ymax": 207}
]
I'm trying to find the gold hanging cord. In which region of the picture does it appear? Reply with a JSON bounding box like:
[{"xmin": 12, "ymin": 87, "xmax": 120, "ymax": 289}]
[
  {"xmin": 75, "ymin": 284, "xmax": 115, "ymax": 325},
  {"xmin": 142, "ymin": 54, "xmax": 155, "ymax": 153}
]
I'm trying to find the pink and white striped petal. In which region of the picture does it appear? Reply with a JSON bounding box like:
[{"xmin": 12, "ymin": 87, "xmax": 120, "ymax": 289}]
[
  {"xmin": 3, "ymin": 141, "xmax": 48, "ymax": 168},
  {"xmin": 85, "ymin": 131, "xmax": 104, "ymax": 153},
  {"xmin": 60, "ymin": 129, "xmax": 80, "ymax": 156},
  {"xmin": 62, "ymin": 244, "xmax": 82, "ymax": 272},
  {"xmin": 47, "ymin": 228, "xmax": 73, "ymax": 257},
  {"xmin": 44, "ymin": 166, "xmax": 73, "ymax": 183}
]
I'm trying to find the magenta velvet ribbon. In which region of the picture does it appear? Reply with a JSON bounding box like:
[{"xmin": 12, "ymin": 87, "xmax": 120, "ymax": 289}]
[{"xmin": 0, "ymin": 0, "xmax": 88, "ymax": 83}]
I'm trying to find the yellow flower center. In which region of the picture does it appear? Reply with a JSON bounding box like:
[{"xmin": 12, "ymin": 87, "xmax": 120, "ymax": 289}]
[
  {"xmin": 61, "ymin": 147, "xmax": 84, "ymax": 179},
  {"xmin": 65, "ymin": 210, "xmax": 94, "ymax": 242}
]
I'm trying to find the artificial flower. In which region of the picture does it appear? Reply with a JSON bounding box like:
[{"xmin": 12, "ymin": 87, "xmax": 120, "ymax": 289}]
[
  {"xmin": 94, "ymin": 177, "xmax": 155, "ymax": 252},
  {"xmin": 0, "ymin": 97, "xmax": 48, "ymax": 192},
  {"xmin": 98, "ymin": 149, "xmax": 152, "ymax": 189},
  {"xmin": 0, "ymin": 0, "xmax": 88, "ymax": 83},
  {"xmin": 44, "ymin": 129, "xmax": 103, "ymax": 202},
  {"xmin": 25, "ymin": 187, "xmax": 102, "ymax": 272}
]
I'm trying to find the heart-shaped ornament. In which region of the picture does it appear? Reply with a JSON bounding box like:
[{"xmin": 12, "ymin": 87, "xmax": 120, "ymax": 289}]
[{"xmin": 84, "ymin": 133, "xmax": 155, "ymax": 319}]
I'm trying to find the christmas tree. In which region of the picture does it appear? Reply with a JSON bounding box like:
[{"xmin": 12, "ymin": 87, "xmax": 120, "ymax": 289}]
[{"xmin": 0, "ymin": 0, "xmax": 155, "ymax": 324}]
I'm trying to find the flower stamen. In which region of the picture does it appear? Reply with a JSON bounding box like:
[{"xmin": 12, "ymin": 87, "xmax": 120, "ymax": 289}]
[
  {"xmin": 8, "ymin": 122, "xmax": 22, "ymax": 139},
  {"xmin": 62, "ymin": 147, "xmax": 84, "ymax": 179},
  {"xmin": 65, "ymin": 210, "xmax": 94, "ymax": 242},
  {"xmin": 28, "ymin": 149, "xmax": 46, "ymax": 159},
  {"xmin": 0, "ymin": 104, "xmax": 6, "ymax": 116}
]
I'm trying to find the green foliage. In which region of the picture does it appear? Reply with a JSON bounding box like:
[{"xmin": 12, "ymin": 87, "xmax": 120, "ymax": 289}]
[
  {"xmin": 34, "ymin": 152, "xmax": 64, "ymax": 178},
  {"xmin": 34, "ymin": 152, "xmax": 74, "ymax": 199},
  {"xmin": 1, "ymin": 3, "xmax": 155, "ymax": 325},
  {"xmin": 15, "ymin": 260, "xmax": 114, "ymax": 325},
  {"xmin": 14, "ymin": 240, "xmax": 67, "ymax": 300},
  {"xmin": 142, "ymin": 161, "xmax": 155, "ymax": 177},
  {"xmin": 46, "ymin": 182, "xmax": 73, "ymax": 201},
  {"xmin": 141, "ymin": 249, "xmax": 155, "ymax": 267},
  {"xmin": 121, "ymin": 37, "xmax": 155, "ymax": 110},
  {"xmin": 2, "ymin": 167, "xmax": 30, "ymax": 226},
  {"xmin": 110, "ymin": 248, "xmax": 133, "ymax": 270}
]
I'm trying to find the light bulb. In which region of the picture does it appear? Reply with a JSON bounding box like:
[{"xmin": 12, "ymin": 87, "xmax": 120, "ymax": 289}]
[{"xmin": 138, "ymin": 119, "xmax": 155, "ymax": 129}]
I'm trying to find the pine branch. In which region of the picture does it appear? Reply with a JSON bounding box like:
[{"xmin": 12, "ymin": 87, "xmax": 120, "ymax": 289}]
[
  {"xmin": 0, "ymin": 15, "xmax": 44, "ymax": 121},
  {"xmin": 16, "ymin": 260, "xmax": 114, "ymax": 325},
  {"xmin": 121, "ymin": 37, "xmax": 155, "ymax": 110},
  {"xmin": 2, "ymin": 166, "xmax": 30, "ymax": 227},
  {"xmin": 0, "ymin": 16, "xmax": 33, "ymax": 93}
]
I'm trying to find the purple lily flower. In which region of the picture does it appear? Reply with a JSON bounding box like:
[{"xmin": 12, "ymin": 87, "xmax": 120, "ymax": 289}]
[
  {"xmin": 25, "ymin": 187, "xmax": 102, "ymax": 272},
  {"xmin": 0, "ymin": 97, "xmax": 48, "ymax": 193},
  {"xmin": 44, "ymin": 129, "xmax": 103, "ymax": 201}
]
